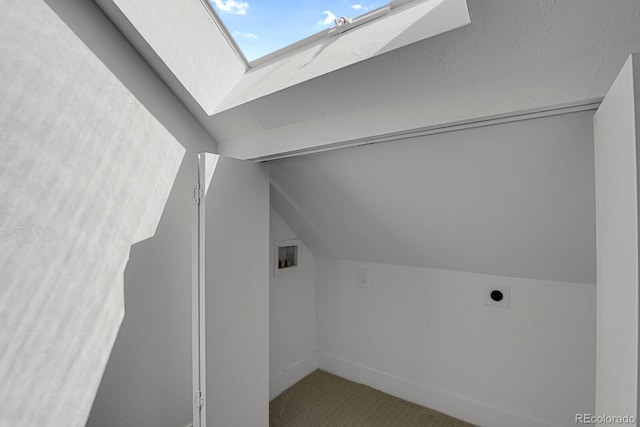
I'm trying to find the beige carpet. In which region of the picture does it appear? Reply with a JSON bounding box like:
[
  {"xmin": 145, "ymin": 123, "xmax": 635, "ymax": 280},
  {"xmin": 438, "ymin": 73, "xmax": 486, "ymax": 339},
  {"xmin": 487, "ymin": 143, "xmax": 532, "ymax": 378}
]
[{"xmin": 270, "ymin": 370, "xmax": 475, "ymax": 427}]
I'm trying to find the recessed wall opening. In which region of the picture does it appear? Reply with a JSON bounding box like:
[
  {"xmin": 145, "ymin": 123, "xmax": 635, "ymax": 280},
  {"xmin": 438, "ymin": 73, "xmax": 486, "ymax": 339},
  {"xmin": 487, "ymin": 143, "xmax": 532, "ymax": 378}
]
[{"xmin": 274, "ymin": 239, "xmax": 300, "ymax": 275}]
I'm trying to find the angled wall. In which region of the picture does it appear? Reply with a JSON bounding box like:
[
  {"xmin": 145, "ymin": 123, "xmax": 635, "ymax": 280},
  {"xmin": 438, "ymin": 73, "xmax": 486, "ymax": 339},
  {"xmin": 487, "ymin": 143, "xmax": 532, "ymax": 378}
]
[
  {"xmin": 271, "ymin": 111, "xmax": 596, "ymax": 284},
  {"xmin": 0, "ymin": 1, "xmax": 184, "ymax": 426}
]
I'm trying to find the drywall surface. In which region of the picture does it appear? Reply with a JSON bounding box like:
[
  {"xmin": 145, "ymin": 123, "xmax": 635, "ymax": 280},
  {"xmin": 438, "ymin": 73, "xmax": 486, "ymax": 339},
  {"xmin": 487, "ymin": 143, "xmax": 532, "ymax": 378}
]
[
  {"xmin": 271, "ymin": 111, "xmax": 596, "ymax": 284},
  {"xmin": 205, "ymin": 158, "xmax": 269, "ymax": 426},
  {"xmin": 269, "ymin": 207, "xmax": 318, "ymax": 399},
  {"xmin": 210, "ymin": 0, "xmax": 640, "ymax": 159},
  {"xmin": 98, "ymin": 0, "xmax": 246, "ymax": 115},
  {"xmin": 594, "ymin": 53, "xmax": 640, "ymax": 421},
  {"xmin": 43, "ymin": 0, "xmax": 216, "ymax": 156},
  {"xmin": 38, "ymin": 0, "xmax": 222, "ymax": 426},
  {"xmin": 87, "ymin": 157, "xmax": 197, "ymax": 427},
  {"xmin": 0, "ymin": 1, "xmax": 184, "ymax": 425},
  {"xmin": 316, "ymin": 259, "xmax": 596, "ymax": 427}
]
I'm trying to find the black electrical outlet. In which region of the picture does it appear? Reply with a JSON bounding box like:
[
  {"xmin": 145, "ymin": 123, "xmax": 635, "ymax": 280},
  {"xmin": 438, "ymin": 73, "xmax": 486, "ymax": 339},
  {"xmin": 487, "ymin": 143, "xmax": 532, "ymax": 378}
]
[{"xmin": 490, "ymin": 290, "xmax": 503, "ymax": 302}]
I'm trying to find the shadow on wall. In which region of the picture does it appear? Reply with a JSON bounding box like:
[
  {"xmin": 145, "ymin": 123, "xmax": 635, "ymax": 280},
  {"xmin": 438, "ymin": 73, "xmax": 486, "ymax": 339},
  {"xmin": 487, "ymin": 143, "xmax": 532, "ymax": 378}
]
[
  {"xmin": 37, "ymin": 2, "xmax": 219, "ymax": 427},
  {"xmin": 0, "ymin": 2, "xmax": 186, "ymax": 426},
  {"xmin": 86, "ymin": 157, "xmax": 194, "ymax": 427}
]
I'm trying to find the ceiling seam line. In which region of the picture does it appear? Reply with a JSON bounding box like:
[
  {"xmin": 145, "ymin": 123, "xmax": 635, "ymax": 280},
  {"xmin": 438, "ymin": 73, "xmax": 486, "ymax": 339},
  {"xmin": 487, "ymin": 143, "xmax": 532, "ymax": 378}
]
[{"xmin": 252, "ymin": 98, "xmax": 603, "ymax": 162}]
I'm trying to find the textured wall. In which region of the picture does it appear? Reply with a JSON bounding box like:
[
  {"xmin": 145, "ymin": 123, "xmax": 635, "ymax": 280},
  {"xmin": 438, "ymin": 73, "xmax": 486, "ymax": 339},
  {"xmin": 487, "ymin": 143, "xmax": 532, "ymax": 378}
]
[
  {"xmin": 86, "ymin": 158, "xmax": 195, "ymax": 427},
  {"xmin": 35, "ymin": 1, "xmax": 219, "ymax": 426},
  {"xmin": 0, "ymin": 1, "xmax": 184, "ymax": 426},
  {"xmin": 101, "ymin": 0, "xmax": 246, "ymax": 114}
]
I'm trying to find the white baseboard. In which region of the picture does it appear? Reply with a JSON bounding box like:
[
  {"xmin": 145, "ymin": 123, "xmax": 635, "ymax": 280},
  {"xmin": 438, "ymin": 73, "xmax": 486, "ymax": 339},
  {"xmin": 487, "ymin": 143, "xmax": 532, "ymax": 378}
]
[
  {"xmin": 269, "ymin": 352, "xmax": 319, "ymax": 400},
  {"xmin": 318, "ymin": 353, "xmax": 562, "ymax": 427}
]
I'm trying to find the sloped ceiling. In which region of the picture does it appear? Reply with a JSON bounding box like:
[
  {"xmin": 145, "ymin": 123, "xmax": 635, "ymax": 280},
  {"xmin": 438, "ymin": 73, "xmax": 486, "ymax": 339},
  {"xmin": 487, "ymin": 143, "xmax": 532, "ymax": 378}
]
[
  {"xmin": 211, "ymin": 0, "xmax": 640, "ymax": 159},
  {"xmin": 91, "ymin": 0, "xmax": 640, "ymax": 284},
  {"xmin": 271, "ymin": 111, "xmax": 596, "ymax": 284},
  {"xmin": 97, "ymin": 0, "xmax": 640, "ymax": 160},
  {"xmin": 214, "ymin": 0, "xmax": 471, "ymax": 113},
  {"xmin": 96, "ymin": 0, "xmax": 247, "ymax": 115}
]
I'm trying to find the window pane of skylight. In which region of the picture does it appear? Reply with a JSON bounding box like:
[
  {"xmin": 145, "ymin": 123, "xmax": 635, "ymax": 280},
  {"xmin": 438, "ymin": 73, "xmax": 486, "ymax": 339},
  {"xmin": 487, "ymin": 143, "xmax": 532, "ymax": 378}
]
[{"xmin": 209, "ymin": 1, "xmax": 390, "ymax": 62}]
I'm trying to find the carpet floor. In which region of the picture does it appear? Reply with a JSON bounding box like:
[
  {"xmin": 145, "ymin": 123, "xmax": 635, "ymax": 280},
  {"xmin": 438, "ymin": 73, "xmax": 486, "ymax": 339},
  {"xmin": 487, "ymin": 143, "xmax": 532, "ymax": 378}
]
[{"xmin": 269, "ymin": 370, "xmax": 476, "ymax": 427}]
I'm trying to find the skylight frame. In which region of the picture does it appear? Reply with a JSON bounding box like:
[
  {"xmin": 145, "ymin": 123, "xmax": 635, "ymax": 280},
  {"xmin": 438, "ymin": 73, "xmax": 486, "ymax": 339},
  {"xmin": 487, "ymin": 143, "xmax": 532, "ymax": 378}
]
[
  {"xmin": 199, "ymin": 0, "xmax": 250, "ymax": 68},
  {"xmin": 203, "ymin": 0, "xmax": 422, "ymax": 69}
]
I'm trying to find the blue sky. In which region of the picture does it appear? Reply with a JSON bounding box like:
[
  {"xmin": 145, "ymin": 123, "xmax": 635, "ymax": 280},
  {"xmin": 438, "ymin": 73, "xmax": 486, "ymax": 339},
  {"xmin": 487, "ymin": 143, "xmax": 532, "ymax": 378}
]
[{"xmin": 209, "ymin": 0, "xmax": 389, "ymax": 61}]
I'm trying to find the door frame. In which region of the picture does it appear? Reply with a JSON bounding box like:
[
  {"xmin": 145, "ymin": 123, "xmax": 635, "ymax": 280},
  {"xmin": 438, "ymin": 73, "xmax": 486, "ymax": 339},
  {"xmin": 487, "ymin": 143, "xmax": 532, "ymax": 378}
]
[{"xmin": 192, "ymin": 153, "xmax": 207, "ymax": 427}]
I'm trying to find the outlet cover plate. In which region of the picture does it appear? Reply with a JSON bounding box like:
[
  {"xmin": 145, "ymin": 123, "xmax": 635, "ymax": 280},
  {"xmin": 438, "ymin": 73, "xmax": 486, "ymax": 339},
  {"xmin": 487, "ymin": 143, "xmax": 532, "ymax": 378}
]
[{"xmin": 357, "ymin": 267, "xmax": 369, "ymax": 288}]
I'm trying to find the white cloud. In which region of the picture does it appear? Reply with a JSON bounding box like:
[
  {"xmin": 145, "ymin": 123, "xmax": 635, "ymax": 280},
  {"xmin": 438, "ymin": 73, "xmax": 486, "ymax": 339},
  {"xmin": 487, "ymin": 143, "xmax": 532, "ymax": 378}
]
[
  {"xmin": 210, "ymin": 0, "xmax": 249, "ymax": 15},
  {"xmin": 233, "ymin": 30, "xmax": 258, "ymax": 39},
  {"xmin": 318, "ymin": 10, "xmax": 337, "ymax": 26},
  {"xmin": 351, "ymin": 3, "xmax": 371, "ymax": 11}
]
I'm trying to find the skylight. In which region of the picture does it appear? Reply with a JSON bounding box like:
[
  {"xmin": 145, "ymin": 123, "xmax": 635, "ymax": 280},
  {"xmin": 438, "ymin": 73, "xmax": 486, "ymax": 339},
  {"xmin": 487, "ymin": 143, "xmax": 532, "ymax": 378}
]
[{"xmin": 208, "ymin": 0, "xmax": 392, "ymax": 62}]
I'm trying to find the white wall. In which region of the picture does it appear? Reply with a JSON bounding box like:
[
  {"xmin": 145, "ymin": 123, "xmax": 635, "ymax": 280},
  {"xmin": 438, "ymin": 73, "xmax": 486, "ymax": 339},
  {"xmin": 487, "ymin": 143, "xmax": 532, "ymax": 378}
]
[
  {"xmin": 0, "ymin": 1, "xmax": 185, "ymax": 426},
  {"xmin": 594, "ymin": 53, "xmax": 640, "ymax": 422},
  {"xmin": 269, "ymin": 110, "xmax": 598, "ymax": 426},
  {"xmin": 205, "ymin": 158, "xmax": 270, "ymax": 427},
  {"xmin": 317, "ymin": 260, "xmax": 596, "ymax": 427},
  {"xmin": 271, "ymin": 111, "xmax": 596, "ymax": 285},
  {"xmin": 269, "ymin": 207, "xmax": 318, "ymax": 399},
  {"xmin": 43, "ymin": 0, "xmax": 216, "ymax": 155},
  {"xmin": 87, "ymin": 161, "xmax": 200, "ymax": 427},
  {"xmin": 28, "ymin": 2, "xmax": 221, "ymax": 427}
]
